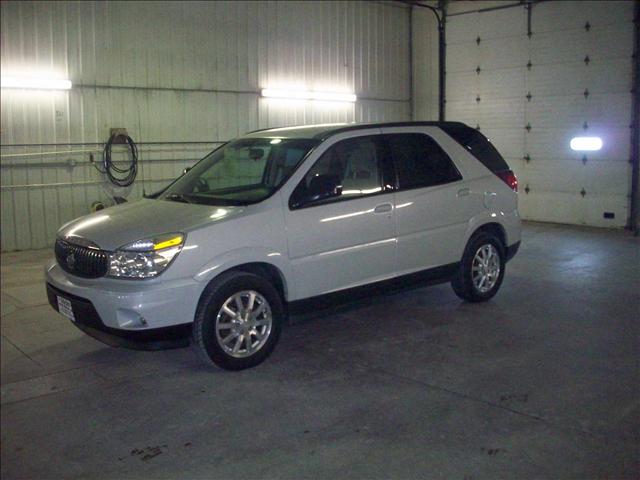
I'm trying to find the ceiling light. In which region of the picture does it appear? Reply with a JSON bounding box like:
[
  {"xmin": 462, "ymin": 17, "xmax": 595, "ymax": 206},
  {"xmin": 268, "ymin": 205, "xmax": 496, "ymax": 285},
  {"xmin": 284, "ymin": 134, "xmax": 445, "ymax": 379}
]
[
  {"xmin": 261, "ymin": 88, "xmax": 356, "ymax": 103},
  {"xmin": 570, "ymin": 136, "xmax": 602, "ymax": 151},
  {"xmin": 1, "ymin": 76, "xmax": 72, "ymax": 90}
]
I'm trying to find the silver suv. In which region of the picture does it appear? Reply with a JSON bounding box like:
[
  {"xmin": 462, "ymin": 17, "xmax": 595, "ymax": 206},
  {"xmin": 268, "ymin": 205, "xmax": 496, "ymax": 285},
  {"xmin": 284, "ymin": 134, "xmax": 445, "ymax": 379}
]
[{"xmin": 46, "ymin": 122, "xmax": 521, "ymax": 370}]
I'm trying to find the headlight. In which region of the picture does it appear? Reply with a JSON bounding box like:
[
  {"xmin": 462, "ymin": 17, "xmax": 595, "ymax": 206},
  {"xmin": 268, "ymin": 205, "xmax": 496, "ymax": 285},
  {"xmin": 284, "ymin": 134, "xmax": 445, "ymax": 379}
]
[{"xmin": 108, "ymin": 233, "xmax": 185, "ymax": 279}]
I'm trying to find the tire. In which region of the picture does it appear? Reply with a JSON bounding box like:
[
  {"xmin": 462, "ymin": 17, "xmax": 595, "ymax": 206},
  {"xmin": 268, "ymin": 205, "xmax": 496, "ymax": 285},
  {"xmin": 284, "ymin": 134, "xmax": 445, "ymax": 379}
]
[
  {"xmin": 451, "ymin": 231, "xmax": 506, "ymax": 303},
  {"xmin": 192, "ymin": 270, "xmax": 283, "ymax": 370}
]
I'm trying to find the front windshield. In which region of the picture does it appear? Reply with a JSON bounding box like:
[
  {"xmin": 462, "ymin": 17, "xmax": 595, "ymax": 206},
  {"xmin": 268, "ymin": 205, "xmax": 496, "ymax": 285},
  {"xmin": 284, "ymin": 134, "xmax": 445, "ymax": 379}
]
[{"xmin": 160, "ymin": 137, "xmax": 320, "ymax": 206}]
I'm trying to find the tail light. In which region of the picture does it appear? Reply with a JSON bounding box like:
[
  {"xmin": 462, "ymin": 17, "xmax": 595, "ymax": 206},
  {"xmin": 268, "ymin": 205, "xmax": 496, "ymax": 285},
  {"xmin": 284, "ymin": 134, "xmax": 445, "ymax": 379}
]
[{"xmin": 496, "ymin": 170, "xmax": 518, "ymax": 192}]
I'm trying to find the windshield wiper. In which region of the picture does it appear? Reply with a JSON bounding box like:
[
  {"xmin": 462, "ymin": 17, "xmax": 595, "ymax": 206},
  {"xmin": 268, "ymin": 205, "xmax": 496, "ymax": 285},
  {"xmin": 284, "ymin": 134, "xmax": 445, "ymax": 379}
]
[{"xmin": 164, "ymin": 193, "xmax": 193, "ymax": 204}]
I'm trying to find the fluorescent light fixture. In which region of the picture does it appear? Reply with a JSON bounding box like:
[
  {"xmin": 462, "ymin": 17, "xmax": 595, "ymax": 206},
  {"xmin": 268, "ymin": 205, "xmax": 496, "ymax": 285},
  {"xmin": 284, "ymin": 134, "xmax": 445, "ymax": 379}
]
[
  {"xmin": 570, "ymin": 136, "xmax": 602, "ymax": 151},
  {"xmin": 1, "ymin": 76, "xmax": 72, "ymax": 90},
  {"xmin": 261, "ymin": 88, "xmax": 356, "ymax": 103}
]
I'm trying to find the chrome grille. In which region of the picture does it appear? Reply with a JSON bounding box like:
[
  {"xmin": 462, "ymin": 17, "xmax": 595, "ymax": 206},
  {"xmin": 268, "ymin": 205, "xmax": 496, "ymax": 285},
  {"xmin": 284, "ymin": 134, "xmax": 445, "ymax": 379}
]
[{"xmin": 55, "ymin": 239, "xmax": 108, "ymax": 278}]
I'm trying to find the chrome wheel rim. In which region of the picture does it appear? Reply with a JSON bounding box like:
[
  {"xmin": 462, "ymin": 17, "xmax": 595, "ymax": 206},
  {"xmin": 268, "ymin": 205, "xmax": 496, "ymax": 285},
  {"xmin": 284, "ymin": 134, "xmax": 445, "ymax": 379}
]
[
  {"xmin": 472, "ymin": 244, "xmax": 501, "ymax": 293},
  {"xmin": 215, "ymin": 290, "xmax": 272, "ymax": 358}
]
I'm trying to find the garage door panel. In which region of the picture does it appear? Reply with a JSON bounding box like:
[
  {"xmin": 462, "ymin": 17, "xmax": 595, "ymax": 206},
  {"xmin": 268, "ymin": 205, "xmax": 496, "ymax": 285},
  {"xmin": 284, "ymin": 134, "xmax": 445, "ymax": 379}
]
[
  {"xmin": 476, "ymin": 7, "xmax": 525, "ymax": 40},
  {"xmin": 517, "ymin": 158, "xmax": 629, "ymax": 198},
  {"xmin": 526, "ymin": 96, "xmax": 587, "ymax": 128},
  {"xmin": 447, "ymin": 43, "xmax": 480, "ymax": 73},
  {"xmin": 516, "ymin": 160, "xmax": 587, "ymax": 195},
  {"xmin": 518, "ymin": 191, "xmax": 585, "ymax": 225},
  {"xmin": 526, "ymin": 98, "xmax": 629, "ymax": 146},
  {"xmin": 530, "ymin": 30, "xmax": 589, "ymax": 65},
  {"xmin": 479, "ymin": 69, "xmax": 525, "ymax": 98},
  {"xmin": 527, "ymin": 60, "xmax": 632, "ymax": 97},
  {"xmin": 583, "ymin": 195, "xmax": 628, "ymax": 228},
  {"xmin": 478, "ymin": 100, "xmax": 524, "ymax": 129},
  {"xmin": 526, "ymin": 64, "xmax": 585, "ymax": 96},
  {"xmin": 587, "ymin": 59, "xmax": 632, "ymax": 93},
  {"xmin": 479, "ymin": 38, "xmax": 527, "ymax": 71},
  {"xmin": 532, "ymin": 1, "xmax": 633, "ymax": 33},
  {"xmin": 588, "ymin": 24, "xmax": 635, "ymax": 61},
  {"xmin": 526, "ymin": 128, "xmax": 629, "ymax": 162},
  {"xmin": 447, "ymin": 13, "xmax": 484, "ymax": 46},
  {"xmin": 447, "ymin": 8, "xmax": 524, "ymax": 44},
  {"xmin": 583, "ymin": 161, "xmax": 631, "ymax": 196},
  {"xmin": 447, "ymin": 72, "xmax": 479, "ymax": 101},
  {"xmin": 587, "ymin": 93, "xmax": 633, "ymax": 127}
]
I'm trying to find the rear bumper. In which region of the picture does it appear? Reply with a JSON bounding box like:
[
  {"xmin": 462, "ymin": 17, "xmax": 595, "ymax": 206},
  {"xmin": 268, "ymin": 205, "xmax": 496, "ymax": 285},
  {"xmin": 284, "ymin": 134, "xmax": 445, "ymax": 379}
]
[
  {"xmin": 46, "ymin": 283, "xmax": 190, "ymax": 350},
  {"xmin": 505, "ymin": 241, "xmax": 521, "ymax": 262}
]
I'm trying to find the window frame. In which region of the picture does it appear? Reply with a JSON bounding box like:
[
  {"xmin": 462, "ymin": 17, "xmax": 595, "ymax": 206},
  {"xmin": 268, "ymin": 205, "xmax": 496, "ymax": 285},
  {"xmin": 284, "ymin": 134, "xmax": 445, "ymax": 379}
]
[
  {"xmin": 382, "ymin": 132, "xmax": 464, "ymax": 192},
  {"xmin": 288, "ymin": 134, "xmax": 395, "ymax": 211}
]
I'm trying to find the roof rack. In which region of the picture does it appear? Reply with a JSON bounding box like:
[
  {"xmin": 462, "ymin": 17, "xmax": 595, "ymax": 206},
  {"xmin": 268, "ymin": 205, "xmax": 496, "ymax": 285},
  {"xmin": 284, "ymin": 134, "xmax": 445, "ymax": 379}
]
[{"xmin": 312, "ymin": 121, "xmax": 468, "ymax": 140}]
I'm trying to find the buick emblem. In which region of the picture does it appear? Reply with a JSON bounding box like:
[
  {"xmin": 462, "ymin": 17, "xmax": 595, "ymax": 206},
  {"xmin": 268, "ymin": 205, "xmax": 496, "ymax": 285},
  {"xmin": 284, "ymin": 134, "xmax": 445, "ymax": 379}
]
[{"xmin": 66, "ymin": 253, "xmax": 76, "ymax": 269}]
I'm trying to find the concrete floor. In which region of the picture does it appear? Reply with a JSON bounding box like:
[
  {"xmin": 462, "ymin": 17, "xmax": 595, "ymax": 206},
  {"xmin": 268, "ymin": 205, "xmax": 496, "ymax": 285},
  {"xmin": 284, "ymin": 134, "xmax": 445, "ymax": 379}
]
[{"xmin": 1, "ymin": 222, "xmax": 638, "ymax": 479}]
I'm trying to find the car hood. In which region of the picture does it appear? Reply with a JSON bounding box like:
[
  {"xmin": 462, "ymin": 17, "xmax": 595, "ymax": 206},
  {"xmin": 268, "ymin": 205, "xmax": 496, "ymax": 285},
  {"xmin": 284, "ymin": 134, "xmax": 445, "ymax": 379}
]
[{"xmin": 58, "ymin": 199, "xmax": 245, "ymax": 250}]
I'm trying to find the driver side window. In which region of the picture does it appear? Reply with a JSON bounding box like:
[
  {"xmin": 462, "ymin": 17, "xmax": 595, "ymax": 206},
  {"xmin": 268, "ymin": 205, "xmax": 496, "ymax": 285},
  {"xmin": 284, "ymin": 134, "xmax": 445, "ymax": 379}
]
[{"xmin": 289, "ymin": 136, "xmax": 384, "ymax": 209}]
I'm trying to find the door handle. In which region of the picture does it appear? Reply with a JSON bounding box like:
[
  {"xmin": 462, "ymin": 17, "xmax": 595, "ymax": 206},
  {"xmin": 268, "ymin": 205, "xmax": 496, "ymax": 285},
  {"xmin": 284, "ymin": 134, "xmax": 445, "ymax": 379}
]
[
  {"xmin": 457, "ymin": 188, "xmax": 470, "ymax": 197},
  {"xmin": 373, "ymin": 203, "xmax": 393, "ymax": 214}
]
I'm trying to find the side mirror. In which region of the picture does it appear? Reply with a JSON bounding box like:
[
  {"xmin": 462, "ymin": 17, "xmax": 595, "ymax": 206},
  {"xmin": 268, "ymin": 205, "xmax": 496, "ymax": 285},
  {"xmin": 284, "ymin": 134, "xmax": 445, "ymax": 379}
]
[
  {"xmin": 307, "ymin": 174, "xmax": 342, "ymax": 203},
  {"xmin": 182, "ymin": 167, "xmax": 191, "ymax": 175}
]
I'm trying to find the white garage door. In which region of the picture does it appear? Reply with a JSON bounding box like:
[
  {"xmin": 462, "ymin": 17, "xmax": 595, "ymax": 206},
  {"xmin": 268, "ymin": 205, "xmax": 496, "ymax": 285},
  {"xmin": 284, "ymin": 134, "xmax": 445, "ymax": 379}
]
[{"xmin": 446, "ymin": 1, "xmax": 634, "ymax": 227}]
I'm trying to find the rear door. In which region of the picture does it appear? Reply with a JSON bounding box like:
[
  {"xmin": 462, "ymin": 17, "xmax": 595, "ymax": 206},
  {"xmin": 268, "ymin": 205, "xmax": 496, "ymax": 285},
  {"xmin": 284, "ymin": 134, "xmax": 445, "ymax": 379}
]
[{"xmin": 381, "ymin": 127, "xmax": 472, "ymax": 273}]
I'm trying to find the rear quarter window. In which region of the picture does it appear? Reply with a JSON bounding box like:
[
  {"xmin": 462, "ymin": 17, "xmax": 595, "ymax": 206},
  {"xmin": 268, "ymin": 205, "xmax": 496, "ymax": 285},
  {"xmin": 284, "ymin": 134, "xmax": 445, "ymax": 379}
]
[
  {"xmin": 440, "ymin": 125, "xmax": 509, "ymax": 173},
  {"xmin": 385, "ymin": 133, "xmax": 462, "ymax": 190}
]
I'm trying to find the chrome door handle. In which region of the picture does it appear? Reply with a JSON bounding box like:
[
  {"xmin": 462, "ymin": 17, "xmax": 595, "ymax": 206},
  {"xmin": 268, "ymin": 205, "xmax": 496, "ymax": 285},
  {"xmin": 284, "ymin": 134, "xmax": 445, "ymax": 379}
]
[
  {"xmin": 457, "ymin": 188, "xmax": 470, "ymax": 197},
  {"xmin": 374, "ymin": 203, "xmax": 393, "ymax": 214}
]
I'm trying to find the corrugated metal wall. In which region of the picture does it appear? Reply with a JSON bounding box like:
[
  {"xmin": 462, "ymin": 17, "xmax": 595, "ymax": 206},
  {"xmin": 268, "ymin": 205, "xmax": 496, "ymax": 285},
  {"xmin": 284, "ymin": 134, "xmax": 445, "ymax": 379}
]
[
  {"xmin": 445, "ymin": 1, "xmax": 635, "ymax": 228},
  {"xmin": 0, "ymin": 0, "xmax": 411, "ymax": 251}
]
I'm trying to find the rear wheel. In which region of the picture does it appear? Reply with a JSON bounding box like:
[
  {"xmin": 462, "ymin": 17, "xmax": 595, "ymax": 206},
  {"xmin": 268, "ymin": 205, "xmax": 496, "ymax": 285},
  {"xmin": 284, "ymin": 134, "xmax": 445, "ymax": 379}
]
[
  {"xmin": 451, "ymin": 231, "xmax": 505, "ymax": 302},
  {"xmin": 193, "ymin": 271, "xmax": 283, "ymax": 370}
]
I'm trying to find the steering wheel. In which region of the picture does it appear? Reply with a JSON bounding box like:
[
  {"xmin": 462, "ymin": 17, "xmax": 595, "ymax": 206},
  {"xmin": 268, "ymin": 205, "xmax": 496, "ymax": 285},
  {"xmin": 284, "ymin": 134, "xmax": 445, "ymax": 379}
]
[{"xmin": 195, "ymin": 177, "xmax": 209, "ymax": 193}]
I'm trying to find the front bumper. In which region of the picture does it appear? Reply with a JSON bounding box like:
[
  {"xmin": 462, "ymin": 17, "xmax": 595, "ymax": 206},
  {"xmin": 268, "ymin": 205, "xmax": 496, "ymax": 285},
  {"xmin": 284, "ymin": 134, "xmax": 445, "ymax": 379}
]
[
  {"xmin": 45, "ymin": 261, "xmax": 203, "ymax": 350},
  {"xmin": 47, "ymin": 283, "xmax": 191, "ymax": 350}
]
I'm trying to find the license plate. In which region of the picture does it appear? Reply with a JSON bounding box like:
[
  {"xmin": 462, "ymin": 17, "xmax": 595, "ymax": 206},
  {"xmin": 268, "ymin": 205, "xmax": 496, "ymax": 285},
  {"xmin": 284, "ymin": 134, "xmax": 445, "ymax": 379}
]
[{"xmin": 57, "ymin": 295, "xmax": 75, "ymax": 322}]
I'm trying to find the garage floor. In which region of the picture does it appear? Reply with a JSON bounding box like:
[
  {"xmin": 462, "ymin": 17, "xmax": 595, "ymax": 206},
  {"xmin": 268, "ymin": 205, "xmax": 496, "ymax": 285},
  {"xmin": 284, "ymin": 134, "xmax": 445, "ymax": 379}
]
[{"xmin": 1, "ymin": 222, "xmax": 638, "ymax": 479}]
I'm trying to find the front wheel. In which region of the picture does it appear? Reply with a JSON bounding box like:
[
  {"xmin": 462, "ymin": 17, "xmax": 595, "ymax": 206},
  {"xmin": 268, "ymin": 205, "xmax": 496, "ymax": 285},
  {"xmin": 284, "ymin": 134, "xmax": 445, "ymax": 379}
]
[
  {"xmin": 193, "ymin": 271, "xmax": 283, "ymax": 370},
  {"xmin": 451, "ymin": 232, "xmax": 506, "ymax": 302}
]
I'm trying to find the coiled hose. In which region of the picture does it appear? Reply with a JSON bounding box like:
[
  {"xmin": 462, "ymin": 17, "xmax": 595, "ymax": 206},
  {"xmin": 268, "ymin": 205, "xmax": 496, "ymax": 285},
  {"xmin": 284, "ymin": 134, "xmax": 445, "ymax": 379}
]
[{"xmin": 102, "ymin": 134, "xmax": 138, "ymax": 187}]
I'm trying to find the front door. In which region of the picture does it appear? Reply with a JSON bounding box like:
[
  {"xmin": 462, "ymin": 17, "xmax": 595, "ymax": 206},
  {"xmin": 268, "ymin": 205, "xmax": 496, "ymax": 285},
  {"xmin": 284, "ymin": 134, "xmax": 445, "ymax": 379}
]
[{"xmin": 284, "ymin": 134, "xmax": 396, "ymax": 300}]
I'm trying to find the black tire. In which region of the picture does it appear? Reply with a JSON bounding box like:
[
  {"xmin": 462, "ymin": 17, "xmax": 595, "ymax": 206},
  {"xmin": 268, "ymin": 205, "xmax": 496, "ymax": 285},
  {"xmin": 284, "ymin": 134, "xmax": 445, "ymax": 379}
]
[
  {"xmin": 192, "ymin": 270, "xmax": 283, "ymax": 370},
  {"xmin": 451, "ymin": 231, "xmax": 506, "ymax": 303}
]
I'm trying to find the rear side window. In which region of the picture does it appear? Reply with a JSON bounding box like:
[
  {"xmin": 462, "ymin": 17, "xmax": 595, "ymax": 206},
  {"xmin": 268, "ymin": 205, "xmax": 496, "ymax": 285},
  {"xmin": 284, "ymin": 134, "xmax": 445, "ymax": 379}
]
[
  {"xmin": 385, "ymin": 133, "xmax": 462, "ymax": 190},
  {"xmin": 440, "ymin": 125, "xmax": 509, "ymax": 173}
]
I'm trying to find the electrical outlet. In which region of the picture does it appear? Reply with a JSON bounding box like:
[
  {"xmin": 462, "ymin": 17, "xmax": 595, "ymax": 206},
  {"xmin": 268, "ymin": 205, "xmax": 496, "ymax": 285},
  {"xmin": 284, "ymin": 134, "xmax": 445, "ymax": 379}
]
[{"xmin": 110, "ymin": 128, "xmax": 128, "ymax": 143}]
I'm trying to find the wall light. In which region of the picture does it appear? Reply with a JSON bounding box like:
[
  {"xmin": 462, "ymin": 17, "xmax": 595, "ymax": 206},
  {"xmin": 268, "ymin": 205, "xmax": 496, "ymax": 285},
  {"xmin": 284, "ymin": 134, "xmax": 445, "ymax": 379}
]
[
  {"xmin": 1, "ymin": 76, "xmax": 72, "ymax": 90},
  {"xmin": 570, "ymin": 136, "xmax": 603, "ymax": 151},
  {"xmin": 261, "ymin": 88, "xmax": 356, "ymax": 103}
]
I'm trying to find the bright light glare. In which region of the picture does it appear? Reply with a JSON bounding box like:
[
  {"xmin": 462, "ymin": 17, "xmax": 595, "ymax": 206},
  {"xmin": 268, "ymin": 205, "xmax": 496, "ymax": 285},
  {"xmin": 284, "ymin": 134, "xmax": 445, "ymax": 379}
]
[
  {"xmin": 262, "ymin": 88, "xmax": 356, "ymax": 103},
  {"xmin": 570, "ymin": 136, "xmax": 603, "ymax": 151},
  {"xmin": 270, "ymin": 138, "xmax": 282, "ymax": 144},
  {"xmin": 1, "ymin": 76, "xmax": 72, "ymax": 90}
]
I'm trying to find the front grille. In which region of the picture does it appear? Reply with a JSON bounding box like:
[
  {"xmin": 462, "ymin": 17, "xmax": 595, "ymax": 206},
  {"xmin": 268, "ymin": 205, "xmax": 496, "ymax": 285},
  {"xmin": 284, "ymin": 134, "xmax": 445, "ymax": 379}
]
[{"xmin": 55, "ymin": 239, "xmax": 109, "ymax": 278}]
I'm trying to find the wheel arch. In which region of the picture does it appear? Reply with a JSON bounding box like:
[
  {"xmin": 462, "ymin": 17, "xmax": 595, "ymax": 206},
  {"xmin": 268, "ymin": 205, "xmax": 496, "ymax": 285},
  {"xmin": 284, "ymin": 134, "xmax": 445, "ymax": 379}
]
[
  {"xmin": 196, "ymin": 261, "xmax": 289, "ymax": 312},
  {"xmin": 472, "ymin": 222, "xmax": 507, "ymax": 248}
]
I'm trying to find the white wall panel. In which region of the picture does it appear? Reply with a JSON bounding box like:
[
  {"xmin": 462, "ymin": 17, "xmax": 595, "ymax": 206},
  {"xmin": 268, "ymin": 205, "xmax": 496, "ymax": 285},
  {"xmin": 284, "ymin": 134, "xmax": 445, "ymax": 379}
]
[
  {"xmin": 0, "ymin": 0, "xmax": 411, "ymax": 251},
  {"xmin": 446, "ymin": 0, "xmax": 634, "ymax": 228}
]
